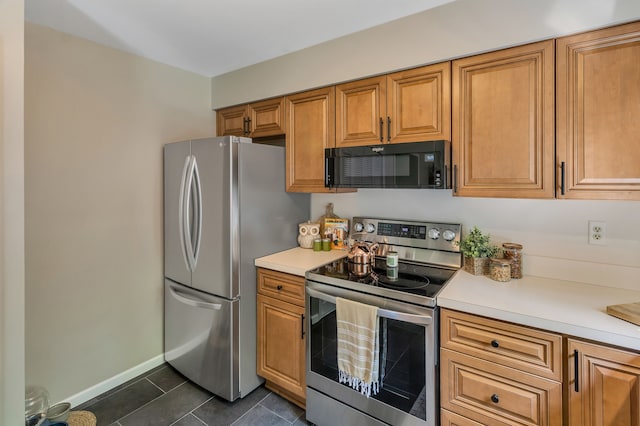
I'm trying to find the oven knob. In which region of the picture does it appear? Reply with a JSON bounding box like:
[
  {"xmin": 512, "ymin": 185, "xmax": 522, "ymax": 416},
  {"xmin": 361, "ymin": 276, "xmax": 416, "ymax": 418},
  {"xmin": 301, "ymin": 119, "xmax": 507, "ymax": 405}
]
[
  {"xmin": 443, "ymin": 230, "xmax": 456, "ymax": 241},
  {"xmin": 428, "ymin": 228, "xmax": 440, "ymax": 240},
  {"xmin": 353, "ymin": 222, "xmax": 364, "ymax": 233},
  {"xmin": 365, "ymin": 223, "xmax": 376, "ymax": 233}
]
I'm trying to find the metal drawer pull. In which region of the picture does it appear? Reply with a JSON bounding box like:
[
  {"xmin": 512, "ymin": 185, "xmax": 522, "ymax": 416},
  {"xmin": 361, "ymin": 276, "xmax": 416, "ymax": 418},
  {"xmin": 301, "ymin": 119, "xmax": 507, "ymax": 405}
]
[
  {"xmin": 306, "ymin": 287, "xmax": 432, "ymax": 326},
  {"xmin": 491, "ymin": 394, "xmax": 499, "ymax": 403},
  {"xmin": 491, "ymin": 339, "xmax": 499, "ymax": 348},
  {"xmin": 276, "ymin": 285, "xmax": 283, "ymax": 290}
]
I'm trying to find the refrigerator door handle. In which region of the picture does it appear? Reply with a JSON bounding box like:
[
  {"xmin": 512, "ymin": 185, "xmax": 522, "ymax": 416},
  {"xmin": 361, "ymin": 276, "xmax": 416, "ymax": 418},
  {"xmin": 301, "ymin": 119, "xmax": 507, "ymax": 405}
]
[
  {"xmin": 178, "ymin": 155, "xmax": 192, "ymax": 271},
  {"xmin": 168, "ymin": 283, "xmax": 222, "ymax": 311},
  {"xmin": 184, "ymin": 155, "xmax": 197, "ymax": 270},
  {"xmin": 191, "ymin": 156, "xmax": 203, "ymax": 268}
]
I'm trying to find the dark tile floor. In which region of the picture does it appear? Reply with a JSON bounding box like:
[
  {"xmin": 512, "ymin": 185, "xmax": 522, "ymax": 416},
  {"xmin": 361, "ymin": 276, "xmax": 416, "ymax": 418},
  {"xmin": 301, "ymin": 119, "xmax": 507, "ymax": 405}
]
[{"xmin": 74, "ymin": 364, "xmax": 309, "ymax": 426}]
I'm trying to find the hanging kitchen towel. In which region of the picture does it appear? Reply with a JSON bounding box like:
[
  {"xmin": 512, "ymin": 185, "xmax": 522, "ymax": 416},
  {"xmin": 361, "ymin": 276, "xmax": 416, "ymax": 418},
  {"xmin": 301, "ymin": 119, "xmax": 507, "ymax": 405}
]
[{"xmin": 336, "ymin": 297, "xmax": 379, "ymax": 397}]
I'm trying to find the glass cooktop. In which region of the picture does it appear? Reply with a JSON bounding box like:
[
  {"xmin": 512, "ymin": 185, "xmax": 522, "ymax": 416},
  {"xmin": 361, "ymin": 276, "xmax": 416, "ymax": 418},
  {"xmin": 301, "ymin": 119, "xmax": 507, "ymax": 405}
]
[{"xmin": 308, "ymin": 257, "xmax": 456, "ymax": 302}]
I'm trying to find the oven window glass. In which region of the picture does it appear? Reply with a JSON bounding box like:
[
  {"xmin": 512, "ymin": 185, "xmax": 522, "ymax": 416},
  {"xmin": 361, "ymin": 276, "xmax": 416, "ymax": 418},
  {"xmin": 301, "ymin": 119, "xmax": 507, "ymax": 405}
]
[{"xmin": 309, "ymin": 298, "xmax": 427, "ymax": 420}]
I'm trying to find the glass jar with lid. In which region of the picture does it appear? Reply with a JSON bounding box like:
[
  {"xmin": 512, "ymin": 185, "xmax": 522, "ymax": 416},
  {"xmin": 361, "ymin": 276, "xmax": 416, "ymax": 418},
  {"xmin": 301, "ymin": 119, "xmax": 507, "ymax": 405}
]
[
  {"xmin": 489, "ymin": 258, "xmax": 512, "ymax": 282},
  {"xmin": 502, "ymin": 243, "xmax": 523, "ymax": 278}
]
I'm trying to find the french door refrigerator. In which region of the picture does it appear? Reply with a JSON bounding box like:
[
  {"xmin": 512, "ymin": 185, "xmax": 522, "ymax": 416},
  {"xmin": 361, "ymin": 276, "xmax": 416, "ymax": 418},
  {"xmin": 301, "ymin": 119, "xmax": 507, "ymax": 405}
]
[{"xmin": 163, "ymin": 136, "xmax": 309, "ymax": 401}]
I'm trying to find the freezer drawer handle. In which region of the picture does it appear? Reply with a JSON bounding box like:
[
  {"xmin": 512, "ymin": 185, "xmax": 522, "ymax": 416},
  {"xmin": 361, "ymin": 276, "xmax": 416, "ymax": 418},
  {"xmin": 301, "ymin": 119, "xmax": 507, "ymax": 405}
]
[
  {"xmin": 306, "ymin": 287, "xmax": 432, "ymax": 326},
  {"xmin": 168, "ymin": 284, "xmax": 222, "ymax": 311}
]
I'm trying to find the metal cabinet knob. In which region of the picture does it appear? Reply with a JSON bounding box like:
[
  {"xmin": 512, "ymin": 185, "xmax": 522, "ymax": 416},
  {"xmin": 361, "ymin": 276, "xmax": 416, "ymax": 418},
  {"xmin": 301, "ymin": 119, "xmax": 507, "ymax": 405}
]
[
  {"xmin": 276, "ymin": 285, "xmax": 283, "ymax": 290},
  {"xmin": 491, "ymin": 339, "xmax": 499, "ymax": 348},
  {"xmin": 491, "ymin": 394, "xmax": 499, "ymax": 403}
]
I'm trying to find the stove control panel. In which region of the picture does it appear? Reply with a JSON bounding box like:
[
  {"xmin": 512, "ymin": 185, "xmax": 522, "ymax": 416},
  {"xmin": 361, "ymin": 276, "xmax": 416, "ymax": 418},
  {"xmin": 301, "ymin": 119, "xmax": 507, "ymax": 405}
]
[{"xmin": 351, "ymin": 217, "xmax": 461, "ymax": 253}]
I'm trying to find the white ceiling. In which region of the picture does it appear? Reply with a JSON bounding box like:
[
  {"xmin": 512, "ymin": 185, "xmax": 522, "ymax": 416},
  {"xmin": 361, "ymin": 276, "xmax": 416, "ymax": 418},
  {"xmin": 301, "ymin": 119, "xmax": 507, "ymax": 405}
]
[{"xmin": 25, "ymin": 0, "xmax": 454, "ymax": 77}]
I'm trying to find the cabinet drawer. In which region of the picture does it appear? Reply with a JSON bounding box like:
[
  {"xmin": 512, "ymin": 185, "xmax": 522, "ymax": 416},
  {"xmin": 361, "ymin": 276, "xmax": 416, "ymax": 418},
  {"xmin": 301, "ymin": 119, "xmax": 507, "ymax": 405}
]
[
  {"xmin": 441, "ymin": 409, "xmax": 486, "ymax": 426},
  {"xmin": 441, "ymin": 309, "xmax": 562, "ymax": 381},
  {"xmin": 441, "ymin": 349, "xmax": 562, "ymax": 426},
  {"xmin": 257, "ymin": 268, "xmax": 305, "ymax": 306}
]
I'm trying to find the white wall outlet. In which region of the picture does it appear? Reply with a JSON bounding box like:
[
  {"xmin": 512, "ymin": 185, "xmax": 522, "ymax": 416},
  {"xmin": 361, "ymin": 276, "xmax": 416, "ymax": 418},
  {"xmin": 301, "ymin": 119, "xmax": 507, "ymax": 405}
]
[{"xmin": 588, "ymin": 220, "xmax": 606, "ymax": 245}]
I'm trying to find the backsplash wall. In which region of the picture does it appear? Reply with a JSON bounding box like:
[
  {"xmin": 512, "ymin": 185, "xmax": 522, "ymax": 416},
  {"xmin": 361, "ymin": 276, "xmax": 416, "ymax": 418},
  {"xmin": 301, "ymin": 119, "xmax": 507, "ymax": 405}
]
[{"xmin": 311, "ymin": 190, "xmax": 640, "ymax": 290}]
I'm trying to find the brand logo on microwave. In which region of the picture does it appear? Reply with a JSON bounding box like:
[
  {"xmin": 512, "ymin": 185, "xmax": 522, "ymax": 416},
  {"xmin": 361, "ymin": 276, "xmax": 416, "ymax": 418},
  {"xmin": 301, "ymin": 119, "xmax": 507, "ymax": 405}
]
[{"xmin": 371, "ymin": 147, "xmax": 385, "ymax": 153}]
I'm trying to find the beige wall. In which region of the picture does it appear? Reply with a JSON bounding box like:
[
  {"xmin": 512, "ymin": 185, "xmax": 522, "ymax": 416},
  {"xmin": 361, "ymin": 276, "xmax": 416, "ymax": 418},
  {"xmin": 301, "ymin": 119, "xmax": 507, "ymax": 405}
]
[
  {"xmin": 0, "ymin": 0, "xmax": 25, "ymax": 424},
  {"xmin": 211, "ymin": 0, "xmax": 640, "ymax": 108},
  {"xmin": 25, "ymin": 23, "xmax": 216, "ymax": 403}
]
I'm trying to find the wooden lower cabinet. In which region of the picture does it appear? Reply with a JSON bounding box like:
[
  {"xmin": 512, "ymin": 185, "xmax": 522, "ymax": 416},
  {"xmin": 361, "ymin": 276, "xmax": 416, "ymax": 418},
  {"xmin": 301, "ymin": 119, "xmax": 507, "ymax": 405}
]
[
  {"xmin": 568, "ymin": 338, "xmax": 640, "ymax": 426},
  {"xmin": 256, "ymin": 268, "xmax": 306, "ymax": 408},
  {"xmin": 441, "ymin": 309, "xmax": 563, "ymax": 425}
]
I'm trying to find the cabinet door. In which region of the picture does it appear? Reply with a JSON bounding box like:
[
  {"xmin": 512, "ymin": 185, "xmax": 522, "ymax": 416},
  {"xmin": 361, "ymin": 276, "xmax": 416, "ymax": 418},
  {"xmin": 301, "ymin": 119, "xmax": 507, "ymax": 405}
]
[
  {"xmin": 285, "ymin": 86, "xmax": 339, "ymax": 193},
  {"xmin": 568, "ymin": 339, "xmax": 640, "ymax": 426},
  {"xmin": 387, "ymin": 62, "xmax": 451, "ymax": 144},
  {"xmin": 441, "ymin": 348, "xmax": 562, "ymax": 425},
  {"xmin": 556, "ymin": 21, "xmax": 640, "ymax": 200},
  {"xmin": 257, "ymin": 294, "xmax": 306, "ymax": 402},
  {"xmin": 452, "ymin": 40, "xmax": 555, "ymax": 198},
  {"xmin": 217, "ymin": 104, "xmax": 248, "ymax": 136},
  {"xmin": 336, "ymin": 75, "xmax": 386, "ymax": 147},
  {"xmin": 248, "ymin": 97, "xmax": 285, "ymax": 138}
]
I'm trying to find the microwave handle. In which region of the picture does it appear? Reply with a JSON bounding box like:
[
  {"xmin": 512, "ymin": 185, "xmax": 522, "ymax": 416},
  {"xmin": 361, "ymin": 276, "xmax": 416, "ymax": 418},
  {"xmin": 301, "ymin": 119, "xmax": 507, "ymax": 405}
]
[
  {"xmin": 325, "ymin": 156, "xmax": 334, "ymax": 187},
  {"xmin": 306, "ymin": 287, "xmax": 432, "ymax": 326}
]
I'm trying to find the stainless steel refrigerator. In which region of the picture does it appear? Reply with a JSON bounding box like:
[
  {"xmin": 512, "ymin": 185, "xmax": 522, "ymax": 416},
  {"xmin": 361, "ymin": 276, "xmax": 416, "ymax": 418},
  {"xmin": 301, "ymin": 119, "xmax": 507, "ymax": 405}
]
[{"xmin": 163, "ymin": 136, "xmax": 309, "ymax": 401}]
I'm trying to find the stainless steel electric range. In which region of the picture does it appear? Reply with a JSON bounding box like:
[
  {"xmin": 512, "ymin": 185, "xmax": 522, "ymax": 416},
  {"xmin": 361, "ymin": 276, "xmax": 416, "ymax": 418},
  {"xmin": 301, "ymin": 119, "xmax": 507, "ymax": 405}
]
[{"xmin": 305, "ymin": 217, "xmax": 462, "ymax": 426}]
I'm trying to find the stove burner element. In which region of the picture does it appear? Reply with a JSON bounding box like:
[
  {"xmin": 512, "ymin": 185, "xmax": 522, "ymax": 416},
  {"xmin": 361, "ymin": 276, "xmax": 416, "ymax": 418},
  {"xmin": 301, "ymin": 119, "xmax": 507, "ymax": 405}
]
[{"xmin": 375, "ymin": 273, "xmax": 431, "ymax": 290}]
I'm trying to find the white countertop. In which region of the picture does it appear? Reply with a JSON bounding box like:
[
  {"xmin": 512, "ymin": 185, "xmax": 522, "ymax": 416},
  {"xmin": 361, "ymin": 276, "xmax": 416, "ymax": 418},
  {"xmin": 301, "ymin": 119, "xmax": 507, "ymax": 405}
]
[
  {"xmin": 255, "ymin": 247, "xmax": 640, "ymax": 351},
  {"xmin": 255, "ymin": 247, "xmax": 347, "ymax": 276},
  {"xmin": 438, "ymin": 271, "xmax": 640, "ymax": 351}
]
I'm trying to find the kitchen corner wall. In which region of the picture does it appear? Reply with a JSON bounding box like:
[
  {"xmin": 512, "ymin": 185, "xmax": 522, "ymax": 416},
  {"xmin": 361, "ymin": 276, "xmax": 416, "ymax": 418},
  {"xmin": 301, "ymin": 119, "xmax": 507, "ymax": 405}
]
[
  {"xmin": 25, "ymin": 23, "xmax": 216, "ymax": 403},
  {"xmin": 1, "ymin": 0, "xmax": 25, "ymax": 424}
]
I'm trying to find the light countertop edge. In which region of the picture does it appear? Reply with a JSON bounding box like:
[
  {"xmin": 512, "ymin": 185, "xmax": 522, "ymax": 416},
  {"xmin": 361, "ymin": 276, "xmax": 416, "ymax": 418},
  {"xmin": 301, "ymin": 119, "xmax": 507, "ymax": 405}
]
[
  {"xmin": 255, "ymin": 247, "xmax": 347, "ymax": 277},
  {"xmin": 438, "ymin": 270, "xmax": 640, "ymax": 351}
]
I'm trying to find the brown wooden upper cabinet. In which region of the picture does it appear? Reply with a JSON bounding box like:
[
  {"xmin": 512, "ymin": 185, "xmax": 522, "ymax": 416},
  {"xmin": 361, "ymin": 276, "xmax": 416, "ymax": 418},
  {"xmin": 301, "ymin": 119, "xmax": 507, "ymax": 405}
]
[
  {"xmin": 285, "ymin": 86, "xmax": 348, "ymax": 193},
  {"xmin": 556, "ymin": 21, "xmax": 640, "ymax": 200},
  {"xmin": 335, "ymin": 62, "xmax": 451, "ymax": 148},
  {"xmin": 217, "ymin": 97, "xmax": 285, "ymax": 137},
  {"xmin": 452, "ymin": 40, "xmax": 555, "ymax": 199}
]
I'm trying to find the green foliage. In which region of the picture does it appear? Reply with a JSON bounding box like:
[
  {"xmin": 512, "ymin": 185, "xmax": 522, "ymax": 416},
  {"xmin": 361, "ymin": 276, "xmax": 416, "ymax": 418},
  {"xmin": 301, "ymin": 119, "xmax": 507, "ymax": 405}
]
[{"xmin": 457, "ymin": 226, "xmax": 499, "ymax": 258}]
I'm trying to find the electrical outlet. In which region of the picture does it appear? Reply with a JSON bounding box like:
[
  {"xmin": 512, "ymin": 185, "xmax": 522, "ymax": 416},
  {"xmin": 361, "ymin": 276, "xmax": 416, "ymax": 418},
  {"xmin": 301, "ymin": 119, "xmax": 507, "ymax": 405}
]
[{"xmin": 588, "ymin": 220, "xmax": 606, "ymax": 245}]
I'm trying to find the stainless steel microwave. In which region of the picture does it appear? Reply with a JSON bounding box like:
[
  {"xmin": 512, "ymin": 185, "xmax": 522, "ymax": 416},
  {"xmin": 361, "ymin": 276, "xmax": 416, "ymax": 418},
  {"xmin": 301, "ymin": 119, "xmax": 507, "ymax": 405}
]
[{"xmin": 325, "ymin": 140, "xmax": 451, "ymax": 189}]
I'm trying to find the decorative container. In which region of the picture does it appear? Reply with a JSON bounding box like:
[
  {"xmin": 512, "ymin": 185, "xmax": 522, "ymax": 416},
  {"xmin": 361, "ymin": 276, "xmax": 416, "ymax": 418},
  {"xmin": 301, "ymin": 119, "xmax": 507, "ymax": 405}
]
[
  {"xmin": 489, "ymin": 258, "xmax": 512, "ymax": 282},
  {"xmin": 463, "ymin": 256, "xmax": 490, "ymax": 275},
  {"xmin": 502, "ymin": 242, "xmax": 523, "ymax": 278}
]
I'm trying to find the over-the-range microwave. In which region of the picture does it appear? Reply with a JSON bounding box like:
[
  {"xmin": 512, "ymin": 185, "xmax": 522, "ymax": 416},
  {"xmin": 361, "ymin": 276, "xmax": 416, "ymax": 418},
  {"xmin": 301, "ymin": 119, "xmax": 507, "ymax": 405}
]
[{"xmin": 325, "ymin": 140, "xmax": 451, "ymax": 189}]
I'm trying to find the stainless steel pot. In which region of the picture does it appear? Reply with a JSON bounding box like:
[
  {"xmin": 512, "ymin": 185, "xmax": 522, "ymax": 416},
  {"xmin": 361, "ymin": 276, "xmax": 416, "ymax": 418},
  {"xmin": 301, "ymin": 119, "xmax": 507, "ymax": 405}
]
[{"xmin": 347, "ymin": 241, "xmax": 379, "ymax": 264}]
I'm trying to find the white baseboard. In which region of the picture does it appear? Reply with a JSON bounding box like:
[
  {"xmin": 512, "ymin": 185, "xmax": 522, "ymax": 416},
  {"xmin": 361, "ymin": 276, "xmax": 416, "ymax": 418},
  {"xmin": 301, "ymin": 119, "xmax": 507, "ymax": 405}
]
[{"xmin": 63, "ymin": 354, "xmax": 165, "ymax": 408}]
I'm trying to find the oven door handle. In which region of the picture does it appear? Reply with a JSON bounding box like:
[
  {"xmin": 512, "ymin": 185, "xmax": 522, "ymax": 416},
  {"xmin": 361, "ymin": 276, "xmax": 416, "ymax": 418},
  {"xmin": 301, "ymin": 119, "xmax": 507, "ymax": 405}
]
[{"xmin": 306, "ymin": 287, "xmax": 432, "ymax": 326}]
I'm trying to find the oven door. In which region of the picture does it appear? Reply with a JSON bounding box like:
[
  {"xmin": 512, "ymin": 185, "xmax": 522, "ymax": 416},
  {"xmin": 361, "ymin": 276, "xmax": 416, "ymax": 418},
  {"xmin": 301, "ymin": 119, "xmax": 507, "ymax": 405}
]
[{"xmin": 306, "ymin": 281, "xmax": 438, "ymax": 426}]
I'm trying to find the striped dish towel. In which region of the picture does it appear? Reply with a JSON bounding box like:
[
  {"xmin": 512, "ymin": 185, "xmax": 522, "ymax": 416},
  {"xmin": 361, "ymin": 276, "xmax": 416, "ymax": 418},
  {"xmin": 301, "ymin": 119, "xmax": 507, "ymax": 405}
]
[{"xmin": 336, "ymin": 297, "xmax": 380, "ymax": 397}]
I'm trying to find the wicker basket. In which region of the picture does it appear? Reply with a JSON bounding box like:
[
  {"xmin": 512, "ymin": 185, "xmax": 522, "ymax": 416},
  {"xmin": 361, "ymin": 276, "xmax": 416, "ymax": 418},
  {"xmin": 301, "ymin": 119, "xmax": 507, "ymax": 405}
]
[
  {"xmin": 463, "ymin": 256, "xmax": 490, "ymax": 276},
  {"xmin": 67, "ymin": 411, "xmax": 97, "ymax": 426}
]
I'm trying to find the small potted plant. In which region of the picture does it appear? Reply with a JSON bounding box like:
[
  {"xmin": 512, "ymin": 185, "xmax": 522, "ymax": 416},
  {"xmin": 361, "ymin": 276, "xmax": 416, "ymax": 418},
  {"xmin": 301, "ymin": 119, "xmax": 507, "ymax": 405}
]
[{"xmin": 457, "ymin": 226, "xmax": 499, "ymax": 275}]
